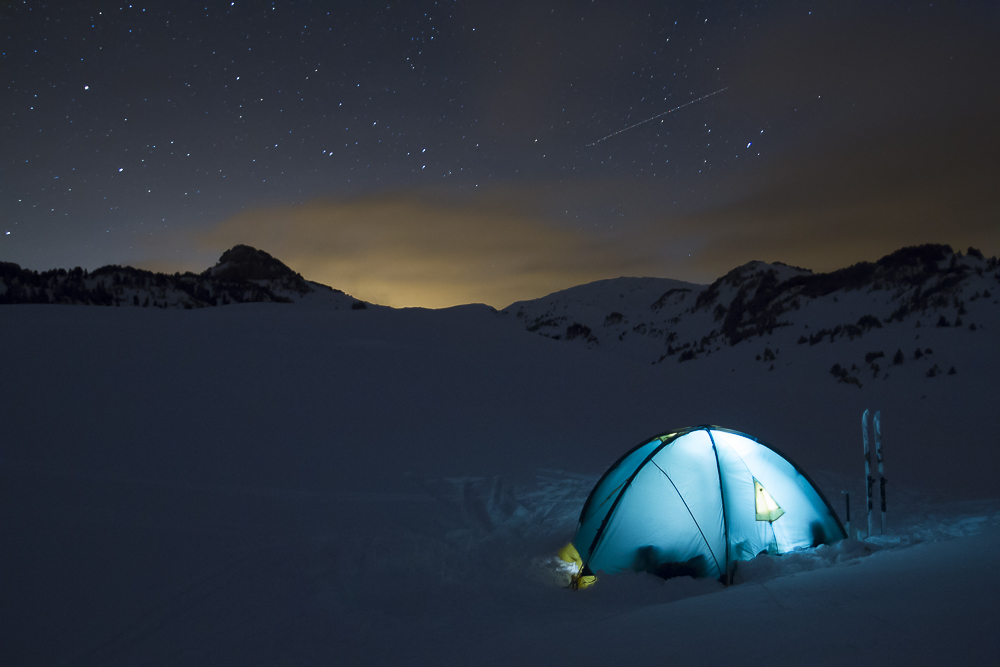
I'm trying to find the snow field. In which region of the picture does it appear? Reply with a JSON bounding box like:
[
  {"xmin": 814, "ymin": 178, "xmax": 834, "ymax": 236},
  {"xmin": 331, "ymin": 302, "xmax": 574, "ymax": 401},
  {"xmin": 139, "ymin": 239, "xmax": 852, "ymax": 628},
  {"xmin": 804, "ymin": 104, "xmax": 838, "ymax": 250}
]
[{"xmin": 1, "ymin": 300, "xmax": 998, "ymax": 664}]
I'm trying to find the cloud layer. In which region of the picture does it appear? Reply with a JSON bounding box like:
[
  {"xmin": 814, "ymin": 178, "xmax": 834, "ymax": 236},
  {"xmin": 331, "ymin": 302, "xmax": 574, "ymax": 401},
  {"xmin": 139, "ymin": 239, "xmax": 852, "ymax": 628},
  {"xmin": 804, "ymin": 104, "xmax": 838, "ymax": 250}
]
[
  {"xmin": 672, "ymin": 108, "xmax": 1000, "ymax": 279},
  {"xmin": 192, "ymin": 191, "xmax": 665, "ymax": 308},
  {"xmin": 174, "ymin": 93, "xmax": 999, "ymax": 310},
  {"xmin": 182, "ymin": 119, "xmax": 998, "ymax": 309}
]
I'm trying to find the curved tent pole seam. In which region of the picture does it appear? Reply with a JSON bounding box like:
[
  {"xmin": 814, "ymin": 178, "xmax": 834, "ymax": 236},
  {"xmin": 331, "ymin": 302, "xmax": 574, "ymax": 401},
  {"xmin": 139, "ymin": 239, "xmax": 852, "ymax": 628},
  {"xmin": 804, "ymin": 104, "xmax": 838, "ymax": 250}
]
[
  {"xmin": 585, "ymin": 481, "xmax": 633, "ymax": 566},
  {"xmin": 577, "ymin": 429, "xmax": 694, "ymax": 525},
  {"xmin": 649, "ymin": 459, "xmax": 722, "ymax": 578},
  {"xmin": 716, "ymin": 437, "xmax": 753, "ymax": 479},
  {"xmin": 706, "ymin": 425, "xmax": 848, "ymax": 539},
  {"xmin": 588, "ymin": 480, "xmax": 629, "ymax": 523},
  {"xmin": 706, "ymin": 429, "xmax": 732, "ymax": 586},
  {"xmin": 713, "ymin": 438, "xmax": 794, "ymax": 553},
  {"xmin": 584, "ymin": 436, "xmax": 682, "ymax": 568}
]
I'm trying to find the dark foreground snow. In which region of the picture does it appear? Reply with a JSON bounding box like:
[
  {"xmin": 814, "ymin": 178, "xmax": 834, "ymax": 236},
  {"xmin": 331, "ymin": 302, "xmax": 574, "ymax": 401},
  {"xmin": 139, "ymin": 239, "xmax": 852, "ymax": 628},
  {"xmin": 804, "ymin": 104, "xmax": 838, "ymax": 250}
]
[{"xmin": 1, "ymin": 303, "xmax": 998, "ymax": 665}]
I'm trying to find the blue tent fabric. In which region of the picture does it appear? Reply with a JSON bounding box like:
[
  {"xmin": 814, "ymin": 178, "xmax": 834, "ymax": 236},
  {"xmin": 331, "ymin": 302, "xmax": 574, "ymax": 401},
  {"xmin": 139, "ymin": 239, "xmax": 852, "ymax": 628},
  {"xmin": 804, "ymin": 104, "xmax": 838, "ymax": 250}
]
[{"xmin": 576, "ymin": 426, "xmax": 846, "ymax": 582}]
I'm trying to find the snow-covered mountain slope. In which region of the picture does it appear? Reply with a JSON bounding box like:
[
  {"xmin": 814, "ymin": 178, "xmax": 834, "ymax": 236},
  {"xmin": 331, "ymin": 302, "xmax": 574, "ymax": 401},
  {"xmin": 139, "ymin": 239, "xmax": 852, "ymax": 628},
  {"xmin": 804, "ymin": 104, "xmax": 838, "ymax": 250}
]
[
  {"xmin": 504, "ymin": 275, "xmax": 707, "ymax": 349},
  {"xmin": 504, "ymin": 245, "xmax": 999, "ymax": 385},
  {"xmin": 0, "ymin": 244, "xmax": 366, "ymax": 310},
  {"xmin": 1, "ymin": 244, "xmax": 998, "ymax": 664}
]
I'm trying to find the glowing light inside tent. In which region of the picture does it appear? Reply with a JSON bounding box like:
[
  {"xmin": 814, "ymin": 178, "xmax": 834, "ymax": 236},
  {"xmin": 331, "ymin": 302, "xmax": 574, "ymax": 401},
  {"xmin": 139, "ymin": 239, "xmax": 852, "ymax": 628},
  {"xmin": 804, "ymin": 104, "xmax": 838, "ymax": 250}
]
[
  {"xmin": 573, "ymin": 426, "xmax": 846, "ymax": 585},
  {"xmin": 754, "ymin": 478, "xmax": 786, "ymax": 522}
]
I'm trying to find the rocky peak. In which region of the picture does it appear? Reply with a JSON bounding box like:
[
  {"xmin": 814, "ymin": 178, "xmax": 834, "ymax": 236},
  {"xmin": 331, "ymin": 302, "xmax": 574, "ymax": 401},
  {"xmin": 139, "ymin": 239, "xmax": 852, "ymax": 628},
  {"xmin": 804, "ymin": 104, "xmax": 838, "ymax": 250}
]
[
  {"xmin": 209, "ymin": 245, "xmax": 295, "ymax": 281},
  {"xmin": 207, "ymin": 245, "xmax": 313, "ymax": 296}
]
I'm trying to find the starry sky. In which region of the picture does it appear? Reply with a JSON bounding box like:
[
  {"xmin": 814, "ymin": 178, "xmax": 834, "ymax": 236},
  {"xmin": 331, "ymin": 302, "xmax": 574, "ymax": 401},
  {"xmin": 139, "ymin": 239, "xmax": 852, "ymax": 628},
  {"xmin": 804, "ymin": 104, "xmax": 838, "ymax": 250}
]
[{"xmin": 3, "ymin": 1, "xmax": 998, "ymax": 307}]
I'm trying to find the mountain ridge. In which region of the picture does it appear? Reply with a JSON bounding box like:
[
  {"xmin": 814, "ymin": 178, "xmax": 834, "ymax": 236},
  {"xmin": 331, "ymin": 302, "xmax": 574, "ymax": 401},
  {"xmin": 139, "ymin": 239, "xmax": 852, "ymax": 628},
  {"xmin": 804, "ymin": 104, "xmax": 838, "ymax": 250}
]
[
  {"xmin": 503, "ymin": 244, "xmax": 999, "ymax": 384},
  {"xmin": 0, "ymin": 244, "xmax": 366, "ymax": 310},
  {"xmin": 2, "ymin": 243, "xmax": 997, "ymax": 385}
]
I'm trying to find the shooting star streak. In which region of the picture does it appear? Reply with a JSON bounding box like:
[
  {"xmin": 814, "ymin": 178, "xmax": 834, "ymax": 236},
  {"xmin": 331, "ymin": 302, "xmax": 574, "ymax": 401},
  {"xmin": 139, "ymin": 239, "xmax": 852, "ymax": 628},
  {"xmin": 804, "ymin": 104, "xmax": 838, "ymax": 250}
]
[{"xmin": 586, "ymin": 87, "xmax": 728, "ymax": 147}]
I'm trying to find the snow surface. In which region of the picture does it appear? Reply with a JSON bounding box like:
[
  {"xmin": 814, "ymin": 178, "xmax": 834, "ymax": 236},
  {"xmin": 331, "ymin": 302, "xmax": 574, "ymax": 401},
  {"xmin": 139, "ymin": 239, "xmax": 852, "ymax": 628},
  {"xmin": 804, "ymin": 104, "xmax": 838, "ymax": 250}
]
[{"xmin": 1, "ymin": 290, "xmax": 998, "ymax": 664}]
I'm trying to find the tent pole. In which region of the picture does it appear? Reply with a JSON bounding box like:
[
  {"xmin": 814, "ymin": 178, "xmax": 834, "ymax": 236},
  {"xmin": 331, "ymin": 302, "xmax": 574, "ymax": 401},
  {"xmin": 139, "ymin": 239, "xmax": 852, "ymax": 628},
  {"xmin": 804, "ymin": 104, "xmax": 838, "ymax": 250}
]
[{"xmin": 706, "ymin": 430, "xmax": 730, "ymax": 585}]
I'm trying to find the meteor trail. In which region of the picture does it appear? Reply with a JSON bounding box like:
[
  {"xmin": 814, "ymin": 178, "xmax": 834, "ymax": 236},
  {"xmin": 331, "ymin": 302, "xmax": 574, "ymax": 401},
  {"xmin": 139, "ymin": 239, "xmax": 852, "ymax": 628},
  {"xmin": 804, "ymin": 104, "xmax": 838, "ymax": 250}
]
[{"xmin": 586, "ymin": 87, "xmax": 728, "ymax": 147}]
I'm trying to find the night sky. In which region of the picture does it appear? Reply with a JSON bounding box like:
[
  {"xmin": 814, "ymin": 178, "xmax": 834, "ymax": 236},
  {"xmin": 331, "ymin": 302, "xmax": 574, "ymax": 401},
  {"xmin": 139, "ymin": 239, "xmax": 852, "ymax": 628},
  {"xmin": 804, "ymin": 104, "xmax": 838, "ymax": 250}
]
[{"xmin": 3, "ymin": 1, "xmax": 998, "ymax": 307}]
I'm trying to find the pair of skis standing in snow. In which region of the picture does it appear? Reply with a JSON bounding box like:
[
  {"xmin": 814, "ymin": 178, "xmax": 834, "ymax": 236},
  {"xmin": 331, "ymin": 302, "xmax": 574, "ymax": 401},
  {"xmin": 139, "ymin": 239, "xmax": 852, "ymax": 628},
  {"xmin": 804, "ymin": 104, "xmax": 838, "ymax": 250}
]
[{"xmin": 860, "ymin": 409, "xmax": 886, "ymax": 537}]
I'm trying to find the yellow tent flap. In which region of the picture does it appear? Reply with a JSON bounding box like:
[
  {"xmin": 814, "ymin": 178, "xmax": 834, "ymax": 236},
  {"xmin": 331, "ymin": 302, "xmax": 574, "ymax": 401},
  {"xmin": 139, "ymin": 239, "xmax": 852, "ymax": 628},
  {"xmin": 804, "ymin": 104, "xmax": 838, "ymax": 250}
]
[
  {"xmin": 557, "ymin": 542, "xmax": 583, "ymax": 569},
  {"xmin": 754, "ymin": 479, "xmax": 785, "ymax": 522},
  {"xmin": 557, "ymin": 542, "xmax": 597, "ymax": 589}
]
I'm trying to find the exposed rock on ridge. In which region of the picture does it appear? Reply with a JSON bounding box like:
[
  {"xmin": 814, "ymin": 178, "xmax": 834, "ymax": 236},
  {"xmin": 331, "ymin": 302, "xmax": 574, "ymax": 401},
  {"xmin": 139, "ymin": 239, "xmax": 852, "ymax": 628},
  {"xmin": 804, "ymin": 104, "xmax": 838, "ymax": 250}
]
[
  {"xmin": 209, "ymin": 245, "xmax": 312, "ymax": 295},
  {"xmin": 504, "ymin": 244, "xmax": 999, "ymax": 382}
]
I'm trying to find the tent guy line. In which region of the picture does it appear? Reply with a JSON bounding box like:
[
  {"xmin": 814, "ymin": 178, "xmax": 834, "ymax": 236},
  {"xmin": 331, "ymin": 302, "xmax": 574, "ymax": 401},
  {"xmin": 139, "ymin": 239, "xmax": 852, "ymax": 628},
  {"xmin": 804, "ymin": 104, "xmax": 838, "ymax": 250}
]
[{"xmin": 585, "ymin": 87, "xmax": 729, "ymax": 147}]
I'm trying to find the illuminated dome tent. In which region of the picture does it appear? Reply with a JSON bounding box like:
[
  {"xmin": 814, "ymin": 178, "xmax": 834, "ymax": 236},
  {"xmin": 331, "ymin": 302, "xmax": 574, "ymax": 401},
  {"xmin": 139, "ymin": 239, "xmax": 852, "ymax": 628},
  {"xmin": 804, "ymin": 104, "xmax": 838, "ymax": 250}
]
[{"xmin": 563, "ymin": 426, "xmax": 846, "ymax": 587}]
